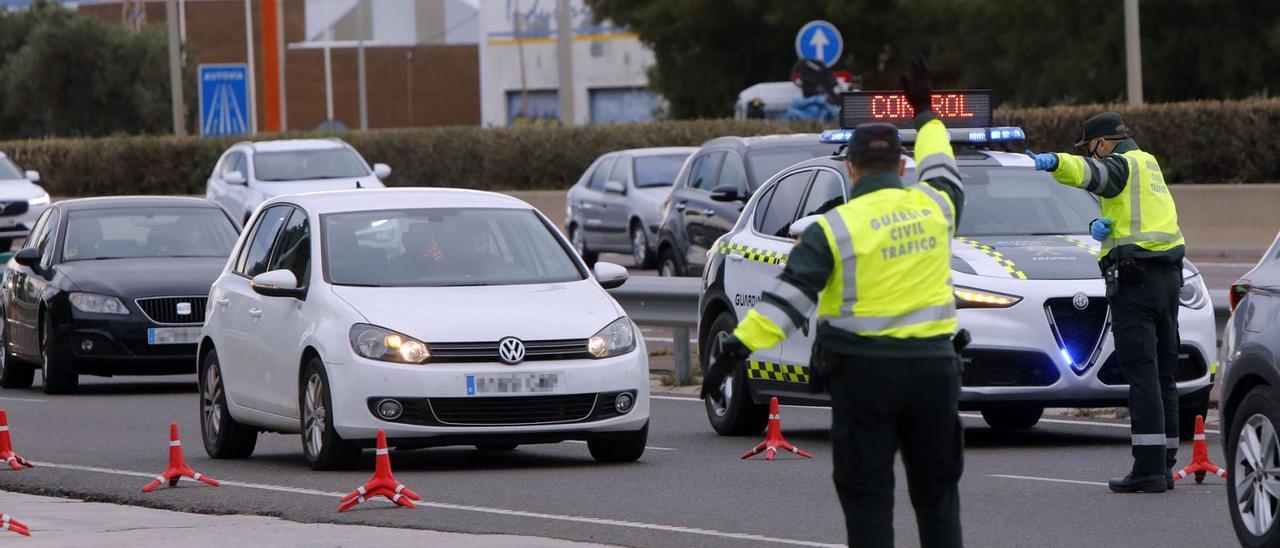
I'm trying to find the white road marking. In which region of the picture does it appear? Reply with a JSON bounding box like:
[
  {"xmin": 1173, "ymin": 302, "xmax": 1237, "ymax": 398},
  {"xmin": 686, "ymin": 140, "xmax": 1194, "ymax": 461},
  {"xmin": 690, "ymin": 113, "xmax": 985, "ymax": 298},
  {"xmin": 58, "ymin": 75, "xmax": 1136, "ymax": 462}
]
[
  {"xmin": 34, "ymin": 461, "xmax": 840, "ymax": 547},
  {"xmin": 988, "ymin": 474, "xmax": 1108, "ymax": 487},
  {"xmin": 0, "ymin": 396, "xmax": 45, "ymax": 403},
  {"xmin": 642, "ymin": 337, "xmax": 697, "ymax": 344},
  {"xmin": 652, "ymin": 396, "xmax": 1223, "ymax": 435},
  {"xmin": 1198, "ymin": 262, "xmax": 1258, "ymax": 268},
  {"xmin": 560, "ymin": 440, "xmax": 677, "ymax": 451}
]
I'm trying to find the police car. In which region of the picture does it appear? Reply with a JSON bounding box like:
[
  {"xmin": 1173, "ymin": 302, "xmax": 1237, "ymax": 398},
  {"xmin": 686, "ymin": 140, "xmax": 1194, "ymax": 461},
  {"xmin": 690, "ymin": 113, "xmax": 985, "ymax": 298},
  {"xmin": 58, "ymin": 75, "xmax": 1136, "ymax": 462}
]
[{"xmin": 698, "ymin": 90, "xmax": 1216, "ymax": 436}]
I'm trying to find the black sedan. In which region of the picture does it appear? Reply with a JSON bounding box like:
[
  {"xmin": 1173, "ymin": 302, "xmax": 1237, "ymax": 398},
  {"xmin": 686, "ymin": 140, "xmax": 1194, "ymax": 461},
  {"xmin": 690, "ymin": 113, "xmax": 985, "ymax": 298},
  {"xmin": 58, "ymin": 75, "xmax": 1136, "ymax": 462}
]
[{"xmin": 0, "ymin": 197, "xmax": 240, "ymax": 393}]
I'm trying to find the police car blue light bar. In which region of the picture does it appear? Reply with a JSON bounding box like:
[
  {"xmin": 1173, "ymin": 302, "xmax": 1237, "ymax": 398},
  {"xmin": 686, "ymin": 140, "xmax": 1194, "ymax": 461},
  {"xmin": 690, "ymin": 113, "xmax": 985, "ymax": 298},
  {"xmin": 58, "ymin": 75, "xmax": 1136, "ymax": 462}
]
[{"xmin": 820, "ymin": 126, "xmax": 1026, "ymax": 145}]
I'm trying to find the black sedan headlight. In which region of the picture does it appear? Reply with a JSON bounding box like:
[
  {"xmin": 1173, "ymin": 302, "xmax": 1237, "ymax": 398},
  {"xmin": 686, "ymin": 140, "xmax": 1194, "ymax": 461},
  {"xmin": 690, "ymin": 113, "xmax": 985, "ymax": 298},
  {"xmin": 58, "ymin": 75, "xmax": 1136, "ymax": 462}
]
[
  {"xmin": 588, "ymin": 317, "xmax": 636, "ymax": 358},
  {"xmin": 349, "ymin": 324, "xmax": 430, "ymax": 364},
  {"xmin": 69, "ymin": 292, "xmax": 129, "ymax": 315}
]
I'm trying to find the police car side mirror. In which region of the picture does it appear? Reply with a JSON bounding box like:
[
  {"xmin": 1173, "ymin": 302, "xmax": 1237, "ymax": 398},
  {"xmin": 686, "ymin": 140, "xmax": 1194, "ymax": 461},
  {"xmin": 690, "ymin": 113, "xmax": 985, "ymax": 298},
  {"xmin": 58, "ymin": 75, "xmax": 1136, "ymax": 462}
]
[
  {"xmin": 593, "ymin": 261, "xmax": 628, "ymax": 289},
  {"xmin": 603, "ymin": 180, "xmax": 626, "ymax": 195},
  {"xmin": 225, "ymin": 171, "xmax": 247, "ymax": 185},
  {"xmin": 24, "ymin": 170, "xmax": 40, "ymax": 183},
  {"xmin": 12, "ymin": 247, "xmax": 39, "ymax": 268},
  {"xmin": 709, "ymin": 185, "xmax": 742, "ymax": 202},
  {"xmin": 789, "ymin": 215, "xmax": 820, "ymax": 238}
]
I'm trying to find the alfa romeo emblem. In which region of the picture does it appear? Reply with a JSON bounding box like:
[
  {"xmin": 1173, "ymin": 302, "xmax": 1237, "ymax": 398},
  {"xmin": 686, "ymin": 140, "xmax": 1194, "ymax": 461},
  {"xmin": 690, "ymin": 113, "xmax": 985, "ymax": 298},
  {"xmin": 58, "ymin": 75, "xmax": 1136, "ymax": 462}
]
[
  {"xmin": 1072, "ymin": 293, "xmax": 1090, "ymax": 310},
  {"xmin": 498, "ymin": 337, "xmax": 526, "ymax": 365}
]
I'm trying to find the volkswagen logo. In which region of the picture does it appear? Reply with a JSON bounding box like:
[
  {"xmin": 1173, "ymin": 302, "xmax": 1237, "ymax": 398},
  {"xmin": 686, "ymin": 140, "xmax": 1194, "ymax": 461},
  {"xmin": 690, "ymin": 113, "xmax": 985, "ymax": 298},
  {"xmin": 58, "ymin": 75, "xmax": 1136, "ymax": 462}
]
[
  {"xmin": 497, "ymin": 337, "xmax": 526, "ymax": 365},
  {"xmin": 1072, "ymin": 292, "xmax": 1090, "ymax": 310}
]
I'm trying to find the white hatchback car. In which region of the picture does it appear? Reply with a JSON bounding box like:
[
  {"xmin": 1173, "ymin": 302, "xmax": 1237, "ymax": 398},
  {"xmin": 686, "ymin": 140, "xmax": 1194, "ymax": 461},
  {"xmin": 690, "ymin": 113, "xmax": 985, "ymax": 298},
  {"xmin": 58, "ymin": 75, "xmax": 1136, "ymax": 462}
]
[
  {"xmin": 205, "ymin": 138, "xmax": 389, "ymax": 226},
  {"xmin": 199, "ymin": 188, "xmax": 650, "ymax": 469},
  {"xmin": 0, "ymin": 152, "xmax": 51, "ymax": 250}
]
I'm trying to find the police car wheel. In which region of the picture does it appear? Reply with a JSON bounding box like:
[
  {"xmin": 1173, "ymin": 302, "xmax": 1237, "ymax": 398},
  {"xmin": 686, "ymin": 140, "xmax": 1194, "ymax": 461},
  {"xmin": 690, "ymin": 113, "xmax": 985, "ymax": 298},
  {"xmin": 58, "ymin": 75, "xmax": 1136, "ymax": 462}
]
[
  {"xmin": 980, "ymin": 403, "xmax": 1043, "ymax": 430},
  {"xmin": 703, "ymin": 312, "xmax": 768, "ymax": 435},
  {"xmin": 1178, "ymin": 385, "xmax": 1212, "ymax": 441},
  {"xmin": 1227, "ymin": 387, "xmax": 1280, "ymax": 547}
]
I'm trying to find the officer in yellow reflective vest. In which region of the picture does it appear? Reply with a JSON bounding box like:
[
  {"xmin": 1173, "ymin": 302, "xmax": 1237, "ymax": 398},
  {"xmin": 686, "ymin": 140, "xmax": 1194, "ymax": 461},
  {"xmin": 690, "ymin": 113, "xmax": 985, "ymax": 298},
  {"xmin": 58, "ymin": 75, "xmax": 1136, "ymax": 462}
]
[
  {"xmin": 705, "ymin": 57, "xmax": 965, "ymax": 548},
  {"xmin": 1027, "ymin": 113, "xmax": 1185, "ymax": 493}
]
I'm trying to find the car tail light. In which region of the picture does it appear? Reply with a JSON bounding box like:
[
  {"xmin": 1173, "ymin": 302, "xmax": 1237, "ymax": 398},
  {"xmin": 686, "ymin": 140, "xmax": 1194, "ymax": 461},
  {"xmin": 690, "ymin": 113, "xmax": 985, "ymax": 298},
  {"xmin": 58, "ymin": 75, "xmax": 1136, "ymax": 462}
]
[{"xmin": 1229, "ymin": 279, "xmax": 1251, "ymax": 312}]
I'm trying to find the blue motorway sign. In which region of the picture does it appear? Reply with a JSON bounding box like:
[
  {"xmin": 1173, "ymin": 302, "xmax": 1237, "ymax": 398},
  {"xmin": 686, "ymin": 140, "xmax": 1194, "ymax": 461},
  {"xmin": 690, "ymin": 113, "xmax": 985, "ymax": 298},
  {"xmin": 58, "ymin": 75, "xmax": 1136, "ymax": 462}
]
[
  {"xmin": 795, "ymin": 20, "xmax": 843, "ymax": 67},
  {"xmin": 198, "ymin": 64, "xmax": 250, "ymax": 137}
]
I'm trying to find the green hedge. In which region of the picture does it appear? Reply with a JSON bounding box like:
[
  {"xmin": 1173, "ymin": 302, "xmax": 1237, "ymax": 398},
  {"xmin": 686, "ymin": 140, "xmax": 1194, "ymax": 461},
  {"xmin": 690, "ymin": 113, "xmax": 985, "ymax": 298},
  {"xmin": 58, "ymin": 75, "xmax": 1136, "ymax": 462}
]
[{"xmin": 2, "ymin": 99, "xmax": 1275, "ymax": 198}]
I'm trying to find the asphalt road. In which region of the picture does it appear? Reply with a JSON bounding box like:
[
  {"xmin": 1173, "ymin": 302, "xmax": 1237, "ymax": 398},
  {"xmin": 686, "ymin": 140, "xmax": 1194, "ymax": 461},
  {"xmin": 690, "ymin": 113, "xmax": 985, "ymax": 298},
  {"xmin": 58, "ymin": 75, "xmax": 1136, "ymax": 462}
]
[{"xmin": 0, "ymin": 375, "xmax": 1238, "ymax": 547}]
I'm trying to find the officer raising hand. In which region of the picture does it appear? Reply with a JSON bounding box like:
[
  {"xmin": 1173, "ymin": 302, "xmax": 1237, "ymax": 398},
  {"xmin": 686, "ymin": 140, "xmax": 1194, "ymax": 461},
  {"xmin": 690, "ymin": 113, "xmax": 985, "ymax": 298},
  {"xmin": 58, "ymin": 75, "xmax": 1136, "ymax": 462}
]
[{"xmin": 705, "ymin": 56, "xmax": 966, "ymax": 548}]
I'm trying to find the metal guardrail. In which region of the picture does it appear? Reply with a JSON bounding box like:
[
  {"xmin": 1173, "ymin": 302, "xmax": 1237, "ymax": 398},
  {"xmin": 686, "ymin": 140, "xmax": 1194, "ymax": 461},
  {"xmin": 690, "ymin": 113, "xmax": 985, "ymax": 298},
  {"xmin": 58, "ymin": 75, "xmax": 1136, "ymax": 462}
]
[{"xmin": 611, "ymin": 280, "xmax": 1234, "ymax": 386}]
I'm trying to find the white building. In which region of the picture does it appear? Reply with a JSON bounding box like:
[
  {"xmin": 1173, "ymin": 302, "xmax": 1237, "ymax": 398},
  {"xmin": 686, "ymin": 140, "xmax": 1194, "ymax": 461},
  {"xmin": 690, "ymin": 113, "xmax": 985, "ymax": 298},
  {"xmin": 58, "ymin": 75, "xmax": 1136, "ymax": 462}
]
[{"xmin": 478, "ymin": 0, "xmax": 660, "ymax": 126}]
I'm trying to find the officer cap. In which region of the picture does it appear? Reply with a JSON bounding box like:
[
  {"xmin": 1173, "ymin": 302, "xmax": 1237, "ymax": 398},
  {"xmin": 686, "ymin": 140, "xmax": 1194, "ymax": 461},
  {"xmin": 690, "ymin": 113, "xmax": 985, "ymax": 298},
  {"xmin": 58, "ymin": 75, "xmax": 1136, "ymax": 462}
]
[
  {"xmin": 844, "ymin": 123, "xmax": 902, "ymax": 165},
  {"xmin": 1074, "ymin": 112, "xmax": 1129, "ymax": 147}
]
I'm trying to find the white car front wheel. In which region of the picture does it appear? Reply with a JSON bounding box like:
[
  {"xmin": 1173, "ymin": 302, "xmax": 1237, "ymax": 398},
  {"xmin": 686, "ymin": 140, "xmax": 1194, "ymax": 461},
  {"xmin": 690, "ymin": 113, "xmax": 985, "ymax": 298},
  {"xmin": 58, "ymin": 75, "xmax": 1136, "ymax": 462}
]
[{"xmin": 300, "ymin": 359, "xmax": 361, "ymax": 470}]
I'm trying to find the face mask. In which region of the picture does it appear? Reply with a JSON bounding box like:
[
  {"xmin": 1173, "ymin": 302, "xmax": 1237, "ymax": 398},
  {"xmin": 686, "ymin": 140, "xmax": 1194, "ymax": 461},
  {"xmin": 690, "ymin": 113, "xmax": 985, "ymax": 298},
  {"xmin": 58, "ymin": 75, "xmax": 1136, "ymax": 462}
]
[{"xmin": 1088, "ymin": 139, "xmax": 1105, "ymax": 159}]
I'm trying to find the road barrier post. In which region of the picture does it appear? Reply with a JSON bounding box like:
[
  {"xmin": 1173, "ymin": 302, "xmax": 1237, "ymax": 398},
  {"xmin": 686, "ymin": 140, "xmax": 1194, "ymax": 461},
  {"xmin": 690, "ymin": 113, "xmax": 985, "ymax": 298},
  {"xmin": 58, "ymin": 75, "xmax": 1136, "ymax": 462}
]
[{"xmin": 674, "ymin": 328, "xmax": 691, "ymax": 386}]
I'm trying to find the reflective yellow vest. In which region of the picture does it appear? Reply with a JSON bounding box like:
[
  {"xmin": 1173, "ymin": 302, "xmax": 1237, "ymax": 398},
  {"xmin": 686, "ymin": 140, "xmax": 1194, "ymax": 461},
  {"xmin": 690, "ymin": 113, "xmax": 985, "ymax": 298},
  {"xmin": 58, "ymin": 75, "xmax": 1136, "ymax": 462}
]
[
  {"xmin": 814, "ymin": 182, "xmax": 957, "ymax": 339},
  {"xmin": 1101, "ymin": 150, "xmax": 1184, "ymax": 255}
]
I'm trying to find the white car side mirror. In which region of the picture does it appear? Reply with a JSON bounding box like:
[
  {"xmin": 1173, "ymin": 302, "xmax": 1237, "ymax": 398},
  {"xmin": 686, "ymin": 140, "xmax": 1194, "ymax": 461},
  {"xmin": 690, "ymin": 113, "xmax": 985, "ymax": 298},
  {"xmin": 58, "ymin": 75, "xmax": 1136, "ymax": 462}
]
[
  {"xmin": 789, "ymin": 215, "xmax": 820, "ymax": 238},
  {"xmin": 24, "ymin": 170, "xmax": 39, "ymax": 183},
  {"xmin": 251, "ymin": 269, "xmax": 304, "ymax": 298},
  {"xmin": 373, "ymin": 163, "xmax": 392, "ymax": 179},
  {"xmin": 603, "ymin": 180, "xmax": 626, "ymax": 195},
  {"xmin": 225, "ymin": 171, "xmax": 247, "ymax": 185},
  {"xmin": 594, "ymin": 261, "xmax": 628, "ymax": 289}
]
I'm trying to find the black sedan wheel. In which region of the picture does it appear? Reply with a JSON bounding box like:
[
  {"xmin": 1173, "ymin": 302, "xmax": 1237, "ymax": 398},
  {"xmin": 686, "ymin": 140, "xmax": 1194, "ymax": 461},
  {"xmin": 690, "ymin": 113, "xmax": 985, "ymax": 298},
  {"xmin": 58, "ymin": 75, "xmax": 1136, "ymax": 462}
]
[
  {"xmin": 0, "ymin": 309, "xmax": 33, "ymax": 389},
  {"xmin": 40, "ymin": 314, "xmax": 77, "ymax": 394},
  {"xmin": 300, "ymin": 358, "xmax": 361, "ymax": 470},
  {"xmin": 200, "ymin": 348, "xmax": 258, "ymax": 459},
  {"xmin": 658, "ymin": 248, "xmax": 684, "ymax": 277},
  {"xmin": 1228, "ymin": 387, "xmax": 1280, "ymax": 547}
]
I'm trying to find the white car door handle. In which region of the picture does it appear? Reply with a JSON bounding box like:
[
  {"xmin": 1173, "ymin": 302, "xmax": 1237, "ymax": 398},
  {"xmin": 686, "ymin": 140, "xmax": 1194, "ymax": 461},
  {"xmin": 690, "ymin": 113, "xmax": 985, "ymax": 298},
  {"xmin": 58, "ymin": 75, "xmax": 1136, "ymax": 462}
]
[
  {"xmin": 248, "ymin": 308, "xmax": 263, "ymax": 319},
  {"xmin": 728, "ymin": 253, "xmax": 744, "ymax": 263}
]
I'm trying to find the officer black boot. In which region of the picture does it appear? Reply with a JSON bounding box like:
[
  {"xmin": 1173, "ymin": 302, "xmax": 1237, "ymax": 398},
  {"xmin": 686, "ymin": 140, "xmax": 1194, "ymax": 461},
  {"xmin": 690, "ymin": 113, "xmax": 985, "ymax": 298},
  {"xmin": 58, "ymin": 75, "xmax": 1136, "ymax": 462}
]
[{"xmin": 1108, "ymin": 473, "xmax": 1168, "ymax": 493}]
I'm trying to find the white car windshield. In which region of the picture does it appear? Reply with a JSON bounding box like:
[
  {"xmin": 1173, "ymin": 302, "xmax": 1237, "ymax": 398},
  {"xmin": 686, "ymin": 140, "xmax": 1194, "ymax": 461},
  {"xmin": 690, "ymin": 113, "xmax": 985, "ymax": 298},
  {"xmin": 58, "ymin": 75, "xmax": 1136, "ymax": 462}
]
[
  {"xmin": 0, "ymin": 158, "xmax": 23, "ymax": 180},
  {"xmin": 254, "ymin": 149, "xmax": 370, "ymax": 181},
  {"xmin": 62, "ymin": 207, "xmax": 239, "ymax": 261},
  {"xmin": 323, "ymin": 208, "xmax": 585, "ymax": 287},
  {"xmin": 906, "ymin": 166, "xmax": 1100, "ymax": 237}
]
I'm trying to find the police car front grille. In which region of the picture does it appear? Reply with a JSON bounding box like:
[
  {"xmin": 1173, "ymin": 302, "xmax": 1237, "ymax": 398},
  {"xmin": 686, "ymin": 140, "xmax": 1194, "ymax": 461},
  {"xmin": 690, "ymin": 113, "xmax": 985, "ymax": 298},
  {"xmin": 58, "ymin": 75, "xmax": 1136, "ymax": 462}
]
[
  {"xmin": 961, "ymin": 349, "xmax": 1061, "ymax": 387},
  {"xmin": 1044, "ymin": 297, "xmax": 1109, "ymax": 371},
  {"xmin": 135, "ymin": 296, "xmax": 207, "ymax": 325},
  {"xmin": 1096, "ymin": 345, "xmax": 1209, "ymax": 386},
  {"xmin": 427, "ymin": 394, "xmax": 598, "ymax": 426},
  {"xmin": 427, "ymin": 339, "xmax": 592, "ymax": 363}
]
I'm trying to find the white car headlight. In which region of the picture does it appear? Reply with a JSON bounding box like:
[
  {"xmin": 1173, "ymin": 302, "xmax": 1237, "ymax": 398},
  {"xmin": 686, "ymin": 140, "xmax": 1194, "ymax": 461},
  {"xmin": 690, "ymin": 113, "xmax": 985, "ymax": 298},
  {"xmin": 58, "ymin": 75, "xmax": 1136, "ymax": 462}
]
[
  {"xmin": 349, "ymin": 324, "xmax": 430, "ymax": 364},
  {"xmin": 28, "ymin": 193, "xmax": 50, "ymax": 206},
  {"xmin": 588, "ymin": 317, "xmax": 636, "ymax": 358},
  {"xmin": 1179, "ymin": 274, "xmax": 1208, "ymax": 309},
  {"xmin": 69, "ymin": 292, "xmax": 129, "ymax": 315},
  {"xmin": 954, "ymin": 286, "xmax": 1022, "ymax": 309}
]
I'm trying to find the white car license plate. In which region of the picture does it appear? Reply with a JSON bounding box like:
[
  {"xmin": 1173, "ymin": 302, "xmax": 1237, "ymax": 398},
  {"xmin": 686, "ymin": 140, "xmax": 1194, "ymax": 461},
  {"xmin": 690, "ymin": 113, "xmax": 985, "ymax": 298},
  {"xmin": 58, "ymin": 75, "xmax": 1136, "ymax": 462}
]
[
  {"xmin": 466, "ymin": 372, "xmax": 562, "ymax": 396},
  {"xmin": 147, "ymin": 327, "xmax": 201, "ymax": 345},
  {"xmin": 0, "ymin": 217, "xmax": 17, "ymax": 228}
]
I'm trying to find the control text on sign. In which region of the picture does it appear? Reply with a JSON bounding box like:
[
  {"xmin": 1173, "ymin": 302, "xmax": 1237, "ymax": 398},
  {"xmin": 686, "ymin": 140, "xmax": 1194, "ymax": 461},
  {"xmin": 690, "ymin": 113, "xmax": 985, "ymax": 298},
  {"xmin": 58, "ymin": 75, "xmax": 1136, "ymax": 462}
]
[
  {"xmin": 870, "ymin": 94, "xmax": 976, "ymax": 121},
  {"xmin": 840, "ymin": 89, "xmax": 993, "ymax": 129}
]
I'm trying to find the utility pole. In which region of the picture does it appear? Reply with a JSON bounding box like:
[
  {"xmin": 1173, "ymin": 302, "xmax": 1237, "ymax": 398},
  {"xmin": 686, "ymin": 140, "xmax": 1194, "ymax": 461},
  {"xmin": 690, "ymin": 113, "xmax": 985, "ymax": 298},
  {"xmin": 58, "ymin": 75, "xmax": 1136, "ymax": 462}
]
[
  {"xmin": 243, "ymin": 0, "xmax": 259, "ymax": 134},
  {"xmin": 357, "ymin": 0, "xmax": 368, "ymax": 131},
  {"xmin": 514, "ymin": 0, "xmax": 529, "ymax": 121},
  {"xmin": 276, "ymin": 0, "xmax": 287, "ymax": 130},
  {"xmin": 165, "ymin": 0, "xmax": 186, "ymax": 135},
  {"xmin": 555, "ymin": 0, "xmax": 574, "ymax": 125},
  {"xmin": 1124, "ymin": 0, "xmax": 1143, "ymax": 105}
]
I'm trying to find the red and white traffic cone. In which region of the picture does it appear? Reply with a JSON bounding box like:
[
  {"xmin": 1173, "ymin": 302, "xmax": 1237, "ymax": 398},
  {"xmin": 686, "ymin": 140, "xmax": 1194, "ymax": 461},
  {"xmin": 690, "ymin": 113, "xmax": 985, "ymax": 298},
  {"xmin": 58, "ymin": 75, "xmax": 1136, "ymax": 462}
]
[
  {"xmin": 742, "ymin": 397, "xmax": 812, "ymax": 461},
  {"xmin": 141, "ymin": 423, "xmax": 220, "ymax": 492},
  {"xmin": 0, "ymin": 410, "xmax": 33, "ymax": 470},
  {"xmin": 339, "ymin": 430, "xmax": 421, "ymax": 512},
  {"xmin": 1173, "ymin": 414, "xmax": 1227, "ymax": 484},
  {"xmin": 0, "ymin": 513, "xmax": 29, "ymax": 536}
]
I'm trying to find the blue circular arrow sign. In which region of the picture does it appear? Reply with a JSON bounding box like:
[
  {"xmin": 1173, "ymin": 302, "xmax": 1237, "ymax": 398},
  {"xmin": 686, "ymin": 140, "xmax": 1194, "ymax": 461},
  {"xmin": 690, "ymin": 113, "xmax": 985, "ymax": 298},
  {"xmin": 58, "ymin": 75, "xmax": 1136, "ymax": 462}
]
[{"xmin": 795, "ymin": 20, "xmax": 843, "ymax": 67}]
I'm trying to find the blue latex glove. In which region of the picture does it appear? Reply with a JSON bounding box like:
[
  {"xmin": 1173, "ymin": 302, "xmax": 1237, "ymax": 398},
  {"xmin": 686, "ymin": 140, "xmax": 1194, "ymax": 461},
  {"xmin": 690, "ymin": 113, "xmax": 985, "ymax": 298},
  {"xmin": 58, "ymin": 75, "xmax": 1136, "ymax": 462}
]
[
  {"xmin": 1025, "ymin": 149, "xmax": 1059, "ymax": 171},
  {"xmin": 1090, "ymin": 218, "xmax": 1113, "ymax": 242}
]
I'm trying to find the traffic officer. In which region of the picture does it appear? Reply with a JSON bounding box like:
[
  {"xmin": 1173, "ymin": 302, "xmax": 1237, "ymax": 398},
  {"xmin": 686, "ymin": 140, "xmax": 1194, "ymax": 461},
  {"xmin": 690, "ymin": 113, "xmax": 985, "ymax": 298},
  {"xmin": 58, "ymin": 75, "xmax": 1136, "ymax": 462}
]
[
  {"xmin": 1026, "ymin": 113, "xmax": 1185, "ymax": 493},
  {"xmin": 705, "ymin": 57, "xmax": 965, "ymax": 548}
]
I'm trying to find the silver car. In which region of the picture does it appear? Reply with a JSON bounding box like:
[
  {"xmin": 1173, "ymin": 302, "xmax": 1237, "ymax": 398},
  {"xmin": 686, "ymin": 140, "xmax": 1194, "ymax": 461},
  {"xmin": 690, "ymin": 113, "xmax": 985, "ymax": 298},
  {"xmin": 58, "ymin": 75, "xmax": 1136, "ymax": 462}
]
[{"xmin": 566, "ymin": 147, "xmax": 695, "ymax": 268}]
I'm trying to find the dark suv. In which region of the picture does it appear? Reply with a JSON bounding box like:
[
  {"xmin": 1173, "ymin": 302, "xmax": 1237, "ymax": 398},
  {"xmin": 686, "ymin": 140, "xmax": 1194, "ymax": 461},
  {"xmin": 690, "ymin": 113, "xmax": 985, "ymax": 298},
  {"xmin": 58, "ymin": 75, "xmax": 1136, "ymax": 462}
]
[
  {"xmin": 654, "ymin": 135, "xmax": 830, "ymax": 277},
  {"xmin": 1220, "ymin": 231, "xmax": 1280, "ymax": 547}
]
